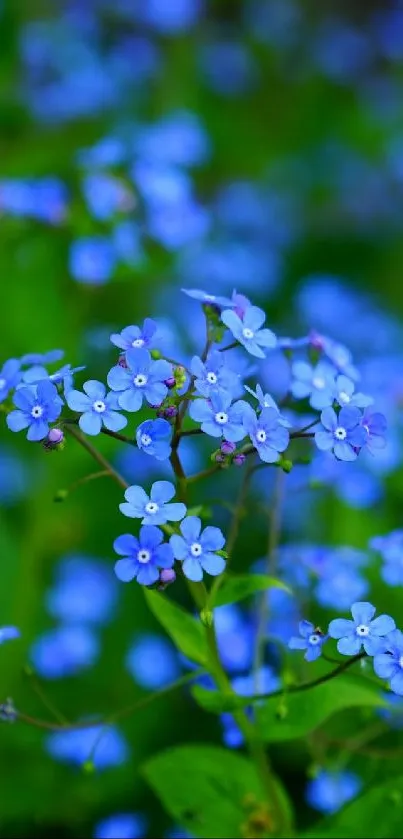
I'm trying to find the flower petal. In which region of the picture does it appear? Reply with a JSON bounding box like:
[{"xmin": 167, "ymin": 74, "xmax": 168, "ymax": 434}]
[
  {"xmin": 337, "ymin": 636, "xmax": 362, "ymax": 656},
  {"xmin": 200, "ymin": 553, "xmax": 226, "ymax": 576},
  {"xmin": 351, "ymin": 602, "xmax": 376, "ymax": 625},
  {"xmin": 114, "ymin": 558, "xmax": 137, "ymax": 582},
  {"xmin": 373, "ymin": 653, "xmax": 397, "ymax": 680},
  {"xmin": 182, "ymin": 557, "xmax": 203, "ymax": 582},
  {"xmin": 163, "ymin": 502, "xmax": 187, "ymax": 522},
  {"xmin": 79, "ymin": 412, "xmax": 102, "ymax": 436},
  {"xmin": 288, "ymin": 637, "xmax": 308, "ymax": 650},
  {"xmin": 328, "ymin": 618, "xmax": 355, "ymax": 639},
  {"xmin": 150, "ymin": 480, "xmax": 175, "ymax": 505},
  {"xmin": 370, "ymin": 614, "xmax": 396, "ymax": 636},
  {"xmin": 137, "ymin": 564, "xmax": 159, "ymax": 586},
  {"xmin": 113, "ymin": 533, "xmax": 138, "ymax": 555},
  {"xmin": 6, "ymin": 410, "xmax": 30, "ymax": 432},
  {"xmin": 170, "ymin": 534, "xmax": 188, "ymax": 560},
  {"xmin": 83, "ymin": 380, "xmax": 106, "ymax": 400},
  {"xmin": 67, "ymin": 390, "xmax": 92, "ymax": 412},
  {"xmin": 180, "ymin": 516, "xmax": 202, "ymax": 542},
  {"xmin": 200, "ymin": 526, "xmax": 225, "ymax": 552}
]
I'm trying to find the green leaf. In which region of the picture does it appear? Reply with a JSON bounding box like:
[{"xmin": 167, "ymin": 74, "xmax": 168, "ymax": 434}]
[
  {"xmin": 143, "ymin": 589, "xmax": 208, "ymax": 666},
  {"xmin": 327, "ymin": 776, "xmax": 403, "ymax": 838},
  {"xmin": 142, "ymin": 744, "xmax": 293, "ymax": 838},
  {"xmin": 192, "ymin": 676, "xmax": 386, "ymax": 741},
  {"xmin": 212, "ymin": 573, "xmax": 289, "ymax": 608}
]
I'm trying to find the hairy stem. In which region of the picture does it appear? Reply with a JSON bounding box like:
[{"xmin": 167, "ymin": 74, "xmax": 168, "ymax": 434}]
[{"xmin": 64, "ymin": 425, "xmax": 129, "ymax": 490}]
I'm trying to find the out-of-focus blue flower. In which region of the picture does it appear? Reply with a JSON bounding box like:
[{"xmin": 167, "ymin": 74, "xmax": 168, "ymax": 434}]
[
  {"xmin": 7, "ymin": 380, "xmax": 63, "ymax": 441},
  {"xmin": 361, "ymin": 409, "xmax": 387, "ymax": 453},
  {"xmin": 108, "ymin": 349, "xmax": 171, "ymax": 412},
  {"xmin": 133, "ymin": 160, "xmax": 191, "ymax": 208},
  {"xmin": 135, "ymin": 110, "xmax": 210, "ymax": 168},
  {"xmin": 45, "ymin": 555, "xmax": 119, "ymax": 625},
  {"xmin": 221, "ymin": 666, "xmax": 280, "ymax": 748},
  {"xmin": 69, "ymin": 238, "xmax": 116, "ymax": 285},
  {"xmin": 132, "ymin": 0, "xmax": 203, "ymax": 33},
  {"xmin": 110, "ymin": 319, "xmax": 158, "ymax": 353},
  {"xmin": 199, "ymin": 40, "xmax": 257, "ymax": 97},
  {"xmin": 77, "ymin": 136, "xmax": 126, "ymax": 169},
  {"xmin": 147, "ymin": 199, "xmax": 210, "ymax": 250},
  {"xmin": 189, "ymin": 393, "xmax": 247, "ymax": 442},
  {"xmin": 214, "ymin": 604, "xmax": 254, "ymax": 673},
  {"xmin": 165, "ymin": 827, "xmax": 194, "ymax": 839},
  {"xmin": 245, "ymin": 0, "xmax": 300, "ymax": 49},
  {"xmin": 67, "ymin": 380, "xmax": 127, "ymax": 436},
  {"xmin": 291, "ymin": 360, "xmax": 336, "ymax": 410},
  {"xmin": 374, "ymin": 630, "xmax": 403, "ymax": 696},
  {"xmin": 315, "ymin": 406, "xmax": 367, "ymax": 461},
  {"xmin": 136, "ymin": 418, "xmax": 173, "ymax": 460},
  {"xmin": 181, "ymin": 288, "xmax": 234, "ymax": 307},
  {"xmin": 377, "ymin": 692, "xmax": 403, "ymax": 730},
  {"xmin": 334, "ymin": 375, "xmax": 372, "ymax": 409},
  {"xmin": 306, "ymin": 769, "xmax": 362, "ymax": 814},
  {"xmin": 112, "ymin": 221, "xmax": 144, "ymax": 267},
  {"xmin": 178, "ymin": 241, "xmax": 281, "ymax": 296},
  {"xmin": 266, "ymin": 588, "xmax": 301, "ymax": 643},
  {"xmin": 0, "ymin": 178, "xmax": 67, "ymax": 223},
  {"xmin": 20, "ymin": 350, "xmax": 64, "ymax": 366},
  {"xmin": 370, "ymin": 530, "xmax": 403, "ymax": 586},
  {"xmin": 125, "ymin": 633, "xmax": 181, "ymax": 690},
  {"xmin": 45, "ymin": 725, "xmax": 129, "ymax": 769},
  {"xmin": 372, "ymin": 7, "xmax": 403, "ymax": 61},
  {"xmin": 170, "ymin": 516, "xmax": 226, "ymax": 582},
  {"xmin": 0, "ymin": 358, "xmax": 22, "ymax": 402},
  {"xmin": 314, "ymin": 565, "xmax": 369, "ymax": 611},
  {"xmin": 94, "ymin": 813, "xmax": 147, "ymax": 839},
  {"xmin": 312, "ymin": 19, "xmax": 371, "ymax": 83},
  {"xmin": 243, "ymin": 406, "xmax": 289, "ymax": 463},
  {"xmin": 0, "ymin": 626, "xmax": 20, "ymax": 645},
  {"xmin": 329, "ymin": 602, "xmax": 395, "ymax": 656},
  {"xmin": 0, "ymin": 446, "xmax": 28, "ymax": 505},
  {"xmin": 30, "ymin": 625, "xmax": 100, "ymax": 678},
  {"xmin": 288, "ymin": 620, "xmax": 327, "ymax": 661},
  {"xmin": 82, "ymin": 173, "xmax": 134, "ymax": 221},
  {"xmin": 120, "ymin": 481, "xmax": 186, "ymax": 525},
  {"xmin": 114, "ymin": 527, "xmax": 174, "ymax": 586},
  {"xmin": 221, "ymin": 306, "xmax": 276, "ymax": 359},
  {"xmin": 244, "ymin": 383, "xmax": 291, "ymax": 427},
  {"xmin": 191, "ymin": 352, "xmax": 239, "ymax": 399}
]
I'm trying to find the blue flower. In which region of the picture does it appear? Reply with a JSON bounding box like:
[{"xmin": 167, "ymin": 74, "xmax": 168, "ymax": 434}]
[
  {"xmin": 22, "ymin": 363, "xmax": 85, "ymax": 395},
  {"xmin": 94, "ymin": 813, "xmax": 147, "ymax": 839},
  {"xmin": 370, "ymin": 530, "xmax": 403, "ymax": 586},
  {"xmin": 119, "ymin": 480, "xmax": 186, "ymax": 525},
  {"xmin": 136, "ymin": 418, "xmax": 172, "ymax": 460},
  {"xmin": 114, "ymin": 527, "xmax": 174, "ymax": 586},
  {"xmin": 191, "ymin": 351, "xmax": 239, "ymax": 399},
  {"xmin": 0, "ymin": 359, "xmax": 22, "ymax": 402},
  {"xmin": 306, "ymin": 769, "xmax": 361, "ymax": 814},
  {"xmin": 125, "ymin": 633, "xmax": 181, "ymax": 689},
  {"xmin": 329, "ymin": 601, "xmax": 395, "ymax": 656},
  {"xmin": 107, "ymin": 348, "xmax": 172, "ymax": 412},
  {"xmin": 221, "ymin": 666, "xmax": 280, "ymax": 749},
  {"xmin": 69, "ymin": 237, "xmax": 116, "ymax": 285},
  {"xmin": 181, "ymin": 288, "xmax": 235, "ymax": 307},
  {"xmin": 0, "ymin": 626, "xmax": 20, "ymax": 645},
  {"xmin": 45, "ymin": 555, "xmax": 119, "ymax": 626},
  {"xmin": 189, "ymin": 393, "xmax": 247, "ymax": 441},
  {"xmin": 291, "ymin": 360, "xmax": 336, "ymax": 409},
  {"xmin": 243, "ymin": 406, "xmax": 289, "ymax": 463},
  {"xmin": 315, "ymin": 406, "xmax": 367, "ymax": 461},
  {"xmin": 110, "ymin": 319, "xmax": 158, "ymax": 352},
  {"xmin": 288, "ymin": 620, "xmax": 327, "ymax": 661},
  {"xmin": 244, "ymin": 383, "xmax": 291, "ymax": 427},
  {"xmin": 361, "ymin": 408, "xmax": 387, "ymax": 453},
  {"xmin": 67, "ymin": 380, "xmax": 127, "ymax": 436},
  {"xmin": 334, "ymin": 374, "xmax": 373, "ymax": 409},
  {"xmin": 170, "ymin": 516, "xmax": 226, "ymax": 581},
  {"xmin": 314, "ymin": 566, "xmax": 369, "ymax": 611},
  {"xmin": 20, "ymin": 349, "xmax": 64, "ymax": 365},
  {"xmin": 30, "ymin": 625, "xmax": 100, "ymax": 678},
  {"xmin": 374, "ymin": 629, "xmax": 403, "ymax": 695},
  {"xmin": 7, "ymin": 380, "xmax": 63, "ymax": 441},
  {"xmin": 221, "ymin": 306, "xmax": 277, "ymax": 359},
  {"xmin": 45, "ymin": 725, "xmax": 129, "ymax": 770}
]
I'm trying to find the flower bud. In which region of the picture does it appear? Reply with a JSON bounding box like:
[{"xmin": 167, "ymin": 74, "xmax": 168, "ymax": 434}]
[
  {"xmin": 118, "ymin": 354, "xmax": 128, "ymax": 368},
  {"xmin": 174, "ymin": 365, "xmax": 187, "ymax": 390},
  {"xmin": 165, "ymin": 377, "xmax": 176, "ymax": 390},
  {"xmin": 220, "ymin": 441, "xmax": 236, "ymax": 455},
  {"xmin": 200, "ymin": 608, "xmax": 214, "ymax": 628},
  {"xmin": 164, "ymin": 405, "xmax": 178, "ymax": 419},
  {"xmin": 48, "ymin": 428, "xmax": 64, "ymax": 444},
  {"xmin": 233, "ymin": 453, "xmax": 246, "ymax": 467},
  {"xmin": 215, "ymin": 453, "xmax": 226, "ymax": 463},
  {"xmin": 158, "ymin": 568, "xmax": 176, "ymax": 590}
]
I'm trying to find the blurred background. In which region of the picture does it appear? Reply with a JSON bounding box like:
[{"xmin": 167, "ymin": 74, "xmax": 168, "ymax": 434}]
[{"xmin": 2, "ymin": 0, "xmax": 403, "ymax": 836}]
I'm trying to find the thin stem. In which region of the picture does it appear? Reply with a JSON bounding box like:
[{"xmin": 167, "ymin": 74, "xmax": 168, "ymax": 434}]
[
  {"xmin": 226, "ymin": 457, "xmax": 256, "ymax": 560},
  {"xmin": 187, "ymin": 464, "xmax": 223, "ymax": 485},
  {"xmin": 25, "ymin": 673, "xmax": 69, "ymax": 725},
  {"xmin": 290, "ymin": 419, "xmax": 320, "ymax": 436},
  {"xmin": 177, "ymin": 428, "xmax": 203, "ymax": 438},
  {"xmin": 247, "ymin": 652, "xmax": 367, "ymax": 704},
  {"xmin": 63, "ymin": 418, "xmax": 137, "ymax": 448},
  {"xmin": 65, "ymin": 425, "xmax": 129, "ymax": 490},
  {"xmin": 219, "ymin": 341, "xmax": 238, "ymax": 352},
  {"xmin": 56, "ymin": 469, "xmax": 110, "ymax": 498}
]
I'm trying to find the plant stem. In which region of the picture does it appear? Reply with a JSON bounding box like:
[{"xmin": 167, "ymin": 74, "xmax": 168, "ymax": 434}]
[
  {"xmin": 187, "ymin": 464, "xmax": 223, "ymax": 484},
  {"xmin": 64, "ymin": 425, "xmax": 129, "ymax": 490},
  {"xmin": 247, "ymin": 652, "xmax": 367, "ymax": 704}
]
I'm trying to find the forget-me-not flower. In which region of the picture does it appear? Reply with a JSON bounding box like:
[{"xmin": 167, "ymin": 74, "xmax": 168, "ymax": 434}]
[
  {"xmin": 0, "ymin": 359, "xmax": 22, "ymax": 402},
  {"xmin": 374, "ymin": 629, "xmax": 403, "ymax": 695},
  {"xmin": 107, "ymin": 348, "xmax": 172, "ymax": 411},
  {"xmin": 315, "ymin": 406, "xmax": 367, "ymax": 461},
  {"xmin": 288, "ymin": 620, "xmax": 327, "ymax": 661},
  {"xmin": 328, "ymin": 601, "xmax": 395, "ymax": 655},
  {"xmin": 333, "ymin": 374, "xmax": 373, "ymax": 409},
  {"xmin": 0, "ymin": 626, "xmax": 20, "ymax": 645},
  {"xmin": 67, "ymin": 380, "xmax": 127, "ymax": 435},
  {"xmin": 361, "ymin": 408, "xmax": 387, "ymax": 452},
  {"xmin": 191, "ymin": 351, "xmax": 239, "ymax": 399},
  {"xmin": 243, "ymin": 406, "xmax": 289, "ymax": 463},
  {"xmin": 7, "ymin": 380, "xmax": 63, "ymax": 441},
  {"xmin": 136, "ymin": 418, "xmax": 172, "ymax": 460},
  {"xmin": 189, "ymin": 392, "xmax": 248, "ymax": 441},
  {"xmin": 119, "ymin": 480, "xmax": 186, "ymax": 525},
  {"xmin": 291, "ymin": 360, "xmax": 336, "ymax": 410},
  {"xmin": 94, "ymin": 813, "xmax": 147, "ymax": 839},
  {"xmin": 114, "ymin": 527, "xmax": 174, "ymax": 586},
  {"xmin": 306, "ymin": 769, "xmax": 362, "ymax": 814},
  {"xmin": 221, "ymin": 305, "xmax": 277, "ymax": 359},
  {"xmin": 170, "ymin": 516, "xmax": 226, "ymax": 581},
  {"xmin": 244, "ymin": 383, "xmax": 291, "ymax": 427},
  {"xmin": 110, "ymin": 318, "xmax": 158, "ymax": 352}
]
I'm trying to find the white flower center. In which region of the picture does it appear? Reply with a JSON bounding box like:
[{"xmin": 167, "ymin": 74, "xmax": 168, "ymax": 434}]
[
  {"xmin": 338, "ymin": 391, "xmax": 350, "ymax": 404},
  {"xmin": 137, "ymin": 549, "xmax": 151, "ymax": 564},
  {"xmin": 309, "ymin": 633, "xmax": 321, "ymax": 645},
  {"xmin": 31, "ymin": 405, "xmax": 43, "ymax": 419},
  {"xmin": 134, "ymin": 373, "xmax": 148, "ymax": 387},
  {"xmin": 207, "ymin": 372, "xmax": 218, "ymax": 384},
  {"xmin": 190, "ymin": 542, "xmax": 202, "ymax": 557},
  {"xmin": 334, "ymin": 426, "xmax": 347, "ymax": 440},
  {"xmin": 356, "ymin": 624, "xmax": 370, "ymax": 636},
  {"xmin": 312, "ymin": 376, "xmax": 325, "ymax": 390},
  {"xmin": 0, "ymin": 378, "xmax": 6, "ymax": 390},
  {"xmin": 93, "ymin": 400, "xmax": 106, "ymax": 413},
  {"xmin": 256, "ymin": 429, "xmax": 267, "ymax": 443},
  {"xmin": 132, "ymin": 338, "xmax": 144, "ymax": 348},
  {"xmin": 145, "ymin": 501, "xmax": 159, "ymax": 515},
  {"xmin": 242, "ymin": 327, "xmax": 254, "ymax": 340},
  {"xmin": 215, "ymin": 411, "xmax": 228, "ymax": 425},
  {"xmin": 140, "ymin": 433, "xmax": 152, "ymax": 447}
]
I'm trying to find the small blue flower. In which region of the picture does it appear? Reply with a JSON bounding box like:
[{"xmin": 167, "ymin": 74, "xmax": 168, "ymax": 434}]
[
  {"xmin": 334, "ymin": 374, "xmax": 373, "ymax": 409},
  {"xmin": 370, "ymin": 530, "xmax": 403, "ymax": 586},
  {"xmin": 374, "ymin": 629, "xmax": 403, "ymax": 695},
  {"xmin": 20, "ymin": 349, "xmax": 64, "ymax": 366},
  {"xmin": 107, "ymin": 348, "xmax": 172, "ymax": 412},
  {"xmin": 30, "ymin": 625, "xmax": 100, "ymax": 679},
  {"xmin": 244, "ymin": 383, "xmax": 291, "ymax": 427},
  {"xmin": 191, "ymin": 351, "xmax": 239, "ymax": 399},
  {"xmin": 7, "ymin": 380, "xmax": 63, "ymax": 441},
  {"xmin": 329, "ymin": 601, "xmax": 395, "ymax": 656},
  {"xmin": 22, "ymin": 363, "xmax": 85, "ymax": 395},
  {"xmin": 314, "ymin": 566, "xmax": 369, "ymax": 611},
  {"xmin": 46, "ymin": 725, "xmax": 129, "ymax": 770},
  {"xmin": 136, "ymin": 418, "xmax": 172, "ymax": 460},
  {"xmin": 189, "ymin": 392, "xmax": 248, "ymax": 441},
  {"xmin": 221, "ymin": 666, "xmax": 280, "ymax": 749},
  {"xmin": 291, "ymin": 360, "xmax": 336, "ymax": 410},
  {"xmin": 0, "ymin": 626, "xmax": 20, "ymax": 645},
  {"xmin": 119, "ymin": 480, "xmax": 186, "ymax": 525},
  {"xmin": 114, "ymin": 526, "xmax": 174, "ymax": 586},
  {"xmin": 46, "ymin": 555, "xmax": 119, "ymax": 626},
  {"xmin": 221, "ymin": 306, "xmax": 277, "ymax": 359},
  {"xmin": 125, "ymin": 633, "xmax": 180, "ymax": 690},
  {"xmin": 306, "ymin": 769, "xmax": 361, "ymax": 814},
  {"xmin": 0, "ymin": 359, "xmax": 22, "ymax": 402},
  {"xmin": 94, "ymin": 813, "xmax": 147, "ymax": 839},
  {"xmin": 315, "ymin": 406, "xmax": 367, "ymax": 461},
  {"xmin": 69, "ymin": 237, "xmax": 116, "ymax": 285},
  {"xmin": 181, "ymin": 288, "xmax": 235, "ymax": 307},
  {"xmin": 170, "ymin": 516, "xmax": 226, "ymax": 582},
  {"xmin": 361, "ymin": 408, "xmax": 387, "ymax": 453},
  {"xmin": 67, "ymin": 380, "xmax": 127, "ymax": 436},
  {"xmin": 243, "ymin": 406, "xmax": 289, "ymax": 463},
  {"xmin": 288, "ymin": 620, "xmax": 327, "ymax": 661},
  {"xmin": 110, "ymin": 319, "xmax": 158, "ymax": 352}
]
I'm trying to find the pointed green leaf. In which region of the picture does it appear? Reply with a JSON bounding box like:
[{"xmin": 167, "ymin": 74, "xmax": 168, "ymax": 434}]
[
  {"xmin": 212, "ymin": 573, "xmax": 290, "ymax": 608},
  {"xmin": 143, "ymin": 589, "xmax": 208, "ymax": 666}
]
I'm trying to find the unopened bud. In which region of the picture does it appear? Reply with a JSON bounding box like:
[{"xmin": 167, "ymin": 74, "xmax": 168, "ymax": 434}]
[
  {"xmin": 215, "ymin": 453, "xmax": 226, "ymax": 463},
  {"xmin": 118, "ymin": 354, "xmax": 128, "ymax": 368},
  {"xmin": 221, "ymin": 441, "xmax": 236, "ymax": 455},
  {"xmin": 174, "ymin": 365, "xmax": 187, "ymax": 390},
  {"xmin": 164, "ymin": 405, "xmax": 178, "ymax": 419},
  {"xmin": 233, "ymin": 453, "xmax": 246, "ymax": 467},
  {"xmin": 158, "ymin": 568, "xmax": 176, "ymax": 590},
  {"xmin": 48, "ymin": 428, "xmax": 64, "ymax": 444},
  {"xmin": 200, "ymin": 608, "xmax": 214, "ymax": 628},
  {"xmin": 165, "ymin": 377, "xmax": 176, "ymax": 390}
]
